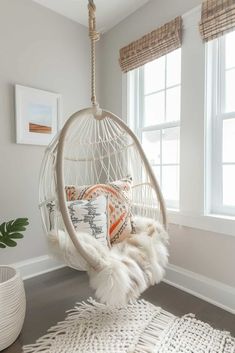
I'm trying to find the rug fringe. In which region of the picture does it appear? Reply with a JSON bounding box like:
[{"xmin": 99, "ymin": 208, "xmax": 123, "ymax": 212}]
[
  {"xmin": 133, "ymin": 309, "xmax": 175, "ymax": 353},
  {"xmin": 23, "ymin": 298, "xmax": 99, "ymax": 353}
]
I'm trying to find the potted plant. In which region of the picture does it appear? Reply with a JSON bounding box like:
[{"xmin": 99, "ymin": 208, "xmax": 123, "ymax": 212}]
[{"xmin": 0, "ymin": 218, "xmax": 29, "ymax": 351}]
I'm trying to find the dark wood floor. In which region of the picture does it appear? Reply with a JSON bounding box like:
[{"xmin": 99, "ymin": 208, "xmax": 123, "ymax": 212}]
[{"xmin": 3, "ymin": 267, "xmax": 235, "ymax": 352}]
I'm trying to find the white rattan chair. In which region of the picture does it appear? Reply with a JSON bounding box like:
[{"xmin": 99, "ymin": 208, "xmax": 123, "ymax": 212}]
[{"xmin": 39, "ymin": 1, "xmax": 168, "ymax": 304}]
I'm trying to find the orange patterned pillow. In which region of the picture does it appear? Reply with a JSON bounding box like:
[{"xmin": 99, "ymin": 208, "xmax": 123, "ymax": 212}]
[{"xmin": 65, "ymin": 177, "xmax": 133, "ymax": 245}]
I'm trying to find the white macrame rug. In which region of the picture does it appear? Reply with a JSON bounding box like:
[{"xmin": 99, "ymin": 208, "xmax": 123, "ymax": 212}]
[{"xmin": 23, "ymin": 298, "xmax": 235, "ymax": 353}]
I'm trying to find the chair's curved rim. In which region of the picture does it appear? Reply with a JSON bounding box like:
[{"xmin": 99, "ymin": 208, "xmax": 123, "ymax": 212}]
[{"xmin": 56, "ymin": 107, "xmax": 167, "ymax": 271}]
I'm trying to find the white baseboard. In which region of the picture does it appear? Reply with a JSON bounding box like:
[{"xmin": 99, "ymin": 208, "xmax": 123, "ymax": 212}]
[
  {"xmin": 13, "ymin": 255, "xmax": 65, "ymax": 280},
  {"xmin": 164, "ymin": 264, "xmax": 235, "ymax": 314},
  {"xmin": 12, "ymin": 256, "xmax": 235, "ymax": 314}
]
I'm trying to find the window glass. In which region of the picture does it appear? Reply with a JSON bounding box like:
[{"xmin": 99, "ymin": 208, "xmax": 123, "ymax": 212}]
[
  {"xmin": 162, "ymin": 166, "xmax": 180, "ymax": 203},
  {"xmin": 144, "ymin": 92, "xmax": 165, "ymax": 126},
  {"xmin": 142, "ymin": 130, "xmax": 161, "ymax": 165},
  {"xmin": 144, "ymin": 57, "xmax": 165, "ymax": 94},
  {"xmin": 162, "ymin": 127, "xmax": 180, "ymax": 164},
  {"xmin": 153, "ymin": 166, "xmax": 161, "ymax": 184},
  {"xmin": 223, "ymin": 119, "xmax": 235, "ymax": 163},
  {"xmin": 225, "ymin": 31, "xmax": 235, "ymax": 69},
  {"xmin": 225, "ymin": 69, "xmax": 235, "ymax": 113},
  {"xmin": 223, "ymin": 165, "xmax": 235, "ymax": 206},
  {"xmin": 166, "ymin": 48, "xmax": 181, "ymax": 87},
  {"xmin": 166, "ymin": 86, "xmax": 181, "ymax": 122}
]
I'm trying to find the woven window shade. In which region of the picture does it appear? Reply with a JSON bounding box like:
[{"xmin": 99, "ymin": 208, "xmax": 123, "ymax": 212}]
[
  {"xmin": 119, "ymin": 16, "xmax": 182, "ymax": 73},
  {"xmin": 200, "ymin": 0, "xmax": 235, "ymax": 42}
]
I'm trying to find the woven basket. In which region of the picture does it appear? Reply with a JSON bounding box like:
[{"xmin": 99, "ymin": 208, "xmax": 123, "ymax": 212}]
[{"xmin": 0, "ymin": 266, "xmax": 26, "ymax": 350}]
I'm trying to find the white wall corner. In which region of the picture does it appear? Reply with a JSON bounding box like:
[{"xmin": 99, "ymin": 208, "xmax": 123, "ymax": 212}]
[
  {"xmin": 182, "ymin": 5, "xmax": 201, "ymax": 30},
  {"xmin": 165, "ymin": 263, "xmax": 235, "ymax": 314},
  {"xmin": 12, "ymin": 255, "xmax": 65, "ymax": 280}
]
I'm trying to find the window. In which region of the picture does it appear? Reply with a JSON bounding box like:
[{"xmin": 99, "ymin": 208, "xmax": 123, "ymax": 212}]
[
  {"xmin": 128, "ymin": 48, "xmax": 181, "ymax": 209},
  {"xmin": 206, "ymin": 30, "xmax": 235, "ymax": 216}
]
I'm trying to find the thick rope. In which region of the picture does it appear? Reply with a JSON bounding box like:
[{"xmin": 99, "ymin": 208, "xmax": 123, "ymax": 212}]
[{"xmin": 88, "ymin": 2, "xmax": 100, "ymax": 107}]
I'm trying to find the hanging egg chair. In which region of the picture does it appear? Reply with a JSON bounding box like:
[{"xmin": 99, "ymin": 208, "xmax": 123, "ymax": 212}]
[{"xmin": 39, "ymin": 0, "xmax": 168, "ymax": 306}]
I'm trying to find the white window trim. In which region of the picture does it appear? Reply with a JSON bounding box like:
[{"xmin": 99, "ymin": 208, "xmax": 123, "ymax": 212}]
[
  {"xmin": 123, "ymin": 4, "xmax": 235, "ymax": 237},
  {"xmin": 169, "ymin": 210, "xmax": 235, "ymax": 237}
]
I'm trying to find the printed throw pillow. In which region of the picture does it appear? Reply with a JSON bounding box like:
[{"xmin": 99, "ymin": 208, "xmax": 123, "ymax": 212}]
[
  {"xmin": 47, "ymin": 195, "xmax": 110, "ymax": 249},
  {"xmin": 65, "ymin": 177, "xmax": 133, "ymax": 245}
]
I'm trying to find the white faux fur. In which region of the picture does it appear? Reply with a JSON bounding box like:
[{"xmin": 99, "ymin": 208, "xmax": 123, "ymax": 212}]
[
  {"xmin": 89, "ymin": 216, "xmax": 169, "ymax": 306},
  {"xmin": 48, "ymin": 216, "xmax": 169, "ymax": 306}
]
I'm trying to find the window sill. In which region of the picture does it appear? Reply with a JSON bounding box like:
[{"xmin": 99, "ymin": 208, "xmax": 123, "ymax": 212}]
[{"xmin": 168, "ymin": 211, "xmax": 235, "ymax": 237}]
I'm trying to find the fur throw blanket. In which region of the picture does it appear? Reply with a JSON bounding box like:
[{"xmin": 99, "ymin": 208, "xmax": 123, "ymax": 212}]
[{"xmin": 48, "ymin": 217, "xmax": 169, "ymax": 306}]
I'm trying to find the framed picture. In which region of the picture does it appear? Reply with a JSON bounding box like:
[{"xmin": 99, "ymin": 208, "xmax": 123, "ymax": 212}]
[{"xmin": 15, "ymin": 85, "xmax": 61, "ymax": 146}]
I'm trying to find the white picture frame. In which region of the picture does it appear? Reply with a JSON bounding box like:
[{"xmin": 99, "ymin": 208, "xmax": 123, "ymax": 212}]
[{"xmin": 15, "ymin": 85, "xmax": 61, "ymax": 146}]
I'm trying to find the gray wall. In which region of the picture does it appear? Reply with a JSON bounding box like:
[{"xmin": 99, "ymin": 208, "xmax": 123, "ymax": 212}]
[
  {"xmin": 99, "ymin": 0, "xmax": 235, "ymax": 288},
  {"xmin": 0, "ymin": 0, "xmax": 90, "ymax": 264},
  {"xmin": 1, "ymin": 0, "xmax": 234, "ymax": 289}
]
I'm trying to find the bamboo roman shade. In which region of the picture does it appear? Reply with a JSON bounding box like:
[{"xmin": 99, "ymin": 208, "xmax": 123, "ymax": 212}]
[
  {"xmin": 119, "ymin": 16, "xmax": 182, "ymax": 73},
  {"xmin": 200, "ymin": 0, "xmax": 235, "ymax": 41}
]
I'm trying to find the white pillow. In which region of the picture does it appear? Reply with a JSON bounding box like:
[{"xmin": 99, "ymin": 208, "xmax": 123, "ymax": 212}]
[
  {"xmin": 47, "ymin": 195, "xmax": 110, "ymax": 249},
  {"xmin": 67, "ymin": 195, "xmax": 110, "ymax": 248}
]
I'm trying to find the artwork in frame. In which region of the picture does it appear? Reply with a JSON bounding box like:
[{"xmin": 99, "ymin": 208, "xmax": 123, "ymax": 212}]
[{"xmin": 15, "ymin": 85, "xmax": 61, "ymax": 146}]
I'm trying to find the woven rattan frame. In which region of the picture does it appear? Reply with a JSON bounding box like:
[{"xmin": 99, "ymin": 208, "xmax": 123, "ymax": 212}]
[{"xmin": 55, "ymin": 107, "xmax": 167, "ymax": 270}]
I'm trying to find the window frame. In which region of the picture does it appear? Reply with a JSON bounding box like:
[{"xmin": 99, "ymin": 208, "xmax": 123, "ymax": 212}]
[
  {"xmin": 206, "ymin": 33, "xmax": 235, "ymax": 217},
  {"xmin": 128, "ymin": 50, "xmax": 181, "ymax": 210}
]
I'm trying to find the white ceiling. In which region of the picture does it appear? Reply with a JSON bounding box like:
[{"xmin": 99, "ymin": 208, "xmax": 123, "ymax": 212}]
[{"xmin": 33, "ymin": 0, "xmax": 150, "ymax": 33}]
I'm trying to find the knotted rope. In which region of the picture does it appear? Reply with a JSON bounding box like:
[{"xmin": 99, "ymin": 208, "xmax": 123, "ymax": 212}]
[{"xmin": 88, "ymin": 1, "xmax": 100, "ymax": 107}]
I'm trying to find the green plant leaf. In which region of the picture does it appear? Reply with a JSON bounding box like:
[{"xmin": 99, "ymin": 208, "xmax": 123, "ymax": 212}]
[
  {"xmin": 3, "ymin": 238, "xmax": 17, "ymax": 247},
  {"xmin": 6, "ymin": 218, "xmax": 29, "ymax": 233},
  {"xmin": 9, "ymin": 233, "xmax": 24, "ymax": 239},
  {"xmin": 0, "ymin": 218, "xmax": 29, "ymax": 249},
  {"xmin": 0, "ymin": 222, "xmax": 6, "ymax": 236}
]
